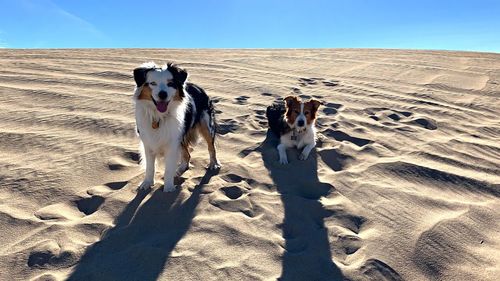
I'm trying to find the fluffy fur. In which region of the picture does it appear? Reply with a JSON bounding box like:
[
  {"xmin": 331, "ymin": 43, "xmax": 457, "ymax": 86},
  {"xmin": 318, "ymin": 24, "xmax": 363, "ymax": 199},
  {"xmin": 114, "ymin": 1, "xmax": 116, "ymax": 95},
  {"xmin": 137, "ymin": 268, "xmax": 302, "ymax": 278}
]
[
  {"xmin": 133, "ymin": 62, "xmax": 220, "ymax": 192},
  {"xmin": 266, "ymin": 96, "xmax": 321, "ymax": 164}
]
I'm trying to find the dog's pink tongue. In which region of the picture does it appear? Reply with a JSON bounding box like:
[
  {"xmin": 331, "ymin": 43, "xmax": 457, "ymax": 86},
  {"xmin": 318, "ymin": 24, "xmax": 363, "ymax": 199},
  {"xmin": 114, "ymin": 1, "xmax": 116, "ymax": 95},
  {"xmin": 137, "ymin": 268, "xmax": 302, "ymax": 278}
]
[{"xmin": 156, "ymin": 101, "xmax": 168, "ymax": 113}]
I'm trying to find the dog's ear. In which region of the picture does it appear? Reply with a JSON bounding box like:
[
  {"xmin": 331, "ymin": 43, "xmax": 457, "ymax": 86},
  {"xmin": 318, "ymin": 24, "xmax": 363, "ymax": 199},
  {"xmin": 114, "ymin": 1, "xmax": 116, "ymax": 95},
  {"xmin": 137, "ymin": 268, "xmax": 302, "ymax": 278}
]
[
  {"xmin": 175, "ymin": 67, "xmax": 188, "ymax": 85},
  {"xmin": 284, "ymin": 96, "xmax": 298, "ymax": 107},
  {"xmin": 167, "ymin": 63, "xmax": 189, "ymax": 85},
  {"xmin": 133, "ymin": 66, "xmax": 153, "ymax": 87},
  {"xmin": 309, "ymin": 99, "xmax": 322, "ymax": 112}
]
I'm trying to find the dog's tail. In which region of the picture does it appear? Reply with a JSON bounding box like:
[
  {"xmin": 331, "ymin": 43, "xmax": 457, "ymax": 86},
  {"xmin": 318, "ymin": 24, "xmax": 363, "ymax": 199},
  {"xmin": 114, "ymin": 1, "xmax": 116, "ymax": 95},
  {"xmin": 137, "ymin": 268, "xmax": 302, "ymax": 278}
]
[{"xmin": 266, "ymin": 101, "xmax": 286, "ymax": 138}]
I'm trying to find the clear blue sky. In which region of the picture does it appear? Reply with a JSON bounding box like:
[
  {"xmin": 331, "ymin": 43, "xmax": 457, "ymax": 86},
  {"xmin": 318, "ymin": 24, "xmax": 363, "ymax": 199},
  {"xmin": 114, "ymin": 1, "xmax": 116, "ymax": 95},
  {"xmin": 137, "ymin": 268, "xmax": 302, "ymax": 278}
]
[{"xmin": 0, "ymin": 0, "xmax": 499, "ymax": 52}]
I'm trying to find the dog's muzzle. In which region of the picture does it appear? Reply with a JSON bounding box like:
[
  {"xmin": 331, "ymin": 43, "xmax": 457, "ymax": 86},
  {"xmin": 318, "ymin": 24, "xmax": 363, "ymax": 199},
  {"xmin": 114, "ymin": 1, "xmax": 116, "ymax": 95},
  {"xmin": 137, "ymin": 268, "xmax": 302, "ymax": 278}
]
[{"xmin": 151, "ymin": 96, "xmax": 169, "ymax": 113}]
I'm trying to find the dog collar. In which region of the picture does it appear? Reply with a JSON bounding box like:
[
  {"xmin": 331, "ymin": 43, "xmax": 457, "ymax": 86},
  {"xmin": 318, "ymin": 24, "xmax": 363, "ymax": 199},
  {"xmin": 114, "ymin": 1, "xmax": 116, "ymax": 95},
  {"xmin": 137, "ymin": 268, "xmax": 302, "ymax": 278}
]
[{"xmin": 291, "ymin": 128, "xmax": 306, "ymax": 141}]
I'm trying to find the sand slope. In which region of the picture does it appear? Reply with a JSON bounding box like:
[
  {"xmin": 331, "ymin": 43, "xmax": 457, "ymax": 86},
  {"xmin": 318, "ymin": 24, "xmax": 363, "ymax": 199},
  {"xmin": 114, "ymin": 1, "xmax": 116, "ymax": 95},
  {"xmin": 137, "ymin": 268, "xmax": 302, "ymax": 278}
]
[{"xmin": 0, "ymin": 49, "xmax": 498, "ymax": 281}]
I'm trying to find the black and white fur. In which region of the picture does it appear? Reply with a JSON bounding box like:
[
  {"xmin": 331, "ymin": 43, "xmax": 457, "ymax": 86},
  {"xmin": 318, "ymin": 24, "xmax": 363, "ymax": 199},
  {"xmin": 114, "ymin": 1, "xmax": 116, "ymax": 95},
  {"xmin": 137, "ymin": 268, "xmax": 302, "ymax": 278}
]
[{"xmin": 133, "ymin": 62, "xmax": 220, "ymax": 192}]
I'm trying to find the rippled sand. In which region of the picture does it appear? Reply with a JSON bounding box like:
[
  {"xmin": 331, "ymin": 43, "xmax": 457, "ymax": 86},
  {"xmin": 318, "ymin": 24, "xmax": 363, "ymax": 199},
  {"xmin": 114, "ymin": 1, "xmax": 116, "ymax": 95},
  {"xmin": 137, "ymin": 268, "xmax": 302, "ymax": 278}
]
[{"xmin": 0, "ymin": 49, "xmax": 498, "ymax": 281}]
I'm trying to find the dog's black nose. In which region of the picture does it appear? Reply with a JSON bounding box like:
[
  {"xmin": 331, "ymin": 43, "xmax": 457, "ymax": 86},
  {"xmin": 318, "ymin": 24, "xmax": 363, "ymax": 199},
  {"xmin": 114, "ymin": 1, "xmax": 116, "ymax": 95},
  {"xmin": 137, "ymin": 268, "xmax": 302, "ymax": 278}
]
[
  {"xmin": 158, "ymin": 91, "xmax": 167, "ymax": 100},
  {"xmin": 298, "ymin": 120, "xmax": 305, "ymax": 127}
]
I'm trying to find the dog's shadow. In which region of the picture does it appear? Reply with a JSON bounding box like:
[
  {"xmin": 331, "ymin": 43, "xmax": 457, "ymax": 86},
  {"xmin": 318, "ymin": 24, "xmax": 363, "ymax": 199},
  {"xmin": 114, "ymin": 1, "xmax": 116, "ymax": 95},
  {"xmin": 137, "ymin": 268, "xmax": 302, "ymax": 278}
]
[
  {"xmin": 259, "ymin": 130, "xmax": 344, "ymax": 281},
  {"xmin": 67, "ymin": 169, "xmax": 218, "ymax": 281}
]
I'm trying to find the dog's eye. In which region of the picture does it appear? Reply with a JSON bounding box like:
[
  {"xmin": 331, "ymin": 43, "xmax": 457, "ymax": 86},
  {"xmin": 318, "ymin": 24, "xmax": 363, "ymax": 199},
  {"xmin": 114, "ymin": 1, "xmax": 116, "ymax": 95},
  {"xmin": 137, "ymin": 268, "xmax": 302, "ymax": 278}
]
[
  {"xmin": 304, "ymin": 111, "xmax": 310, "ymax": 115},
  {"xmin": 149, "ymin": 82, "xmax": 157, "ymax": 86},
  {"xmin": 167, "ymin": 82, "xmax": 175, "ymax": 87},
  {"xmin": 294, "ymin": 110, "xmax": 300, "ymax": 114}
]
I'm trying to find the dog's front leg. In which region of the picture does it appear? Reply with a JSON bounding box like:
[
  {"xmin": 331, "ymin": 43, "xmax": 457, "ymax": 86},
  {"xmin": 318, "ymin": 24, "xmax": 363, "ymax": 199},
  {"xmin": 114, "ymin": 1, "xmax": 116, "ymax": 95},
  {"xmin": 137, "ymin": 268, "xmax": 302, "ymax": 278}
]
[
  {"xmin": 277, "ymin": 143, "xmax": 289, "ymax": 164},
  {"xmin": 299, "ymin": 143, "xmax": 316, "ymax": 160},
  {"xmin": 163, "ymin": 146, "xmax": 180, "ymax": 192},
  {"xmin": 139, "ymin": 146, "xmax": 155, "ymax": 189}
]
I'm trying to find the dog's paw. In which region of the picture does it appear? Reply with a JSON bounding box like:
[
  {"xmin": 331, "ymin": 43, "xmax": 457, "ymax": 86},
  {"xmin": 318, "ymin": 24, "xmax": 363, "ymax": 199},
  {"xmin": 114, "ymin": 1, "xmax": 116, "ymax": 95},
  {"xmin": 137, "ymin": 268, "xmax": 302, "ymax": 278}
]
[
  {"xmin": 279, "ymin": 157, "xmax": 289, "ymax": 165},
  {"xmin": 299, "ymin": 152, "xmax": 309, "ymax": 161},
  {"xmin": 138, "ymin": 179, "xmax": 154, "ymax": 190},
  {"xmin": 163, "ymin": 183, "xmax": 176, "ymax": 193},
  {"xmin": 208, "ymin": 161, "xmax": 221, "ymax": 170}
]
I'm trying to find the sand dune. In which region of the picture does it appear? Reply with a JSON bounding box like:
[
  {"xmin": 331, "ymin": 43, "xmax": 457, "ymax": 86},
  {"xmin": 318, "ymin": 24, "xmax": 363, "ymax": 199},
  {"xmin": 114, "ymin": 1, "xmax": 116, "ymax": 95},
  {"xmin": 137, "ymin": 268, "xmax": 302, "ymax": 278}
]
[{"xmin": 0, "ymin": 49, "xmax": 498, "ymax": 281}]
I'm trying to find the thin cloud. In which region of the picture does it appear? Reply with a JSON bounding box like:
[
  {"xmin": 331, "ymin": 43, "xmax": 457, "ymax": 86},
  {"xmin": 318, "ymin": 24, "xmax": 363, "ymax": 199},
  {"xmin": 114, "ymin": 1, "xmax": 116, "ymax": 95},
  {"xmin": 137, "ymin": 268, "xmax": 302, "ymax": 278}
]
[
  {"xmin": 50, "ymin": 3, "xmax": 105, "ymax": 38},
  {"xmin": 18, "ymin": 0, "xmax": 106, "ymax": 41}
]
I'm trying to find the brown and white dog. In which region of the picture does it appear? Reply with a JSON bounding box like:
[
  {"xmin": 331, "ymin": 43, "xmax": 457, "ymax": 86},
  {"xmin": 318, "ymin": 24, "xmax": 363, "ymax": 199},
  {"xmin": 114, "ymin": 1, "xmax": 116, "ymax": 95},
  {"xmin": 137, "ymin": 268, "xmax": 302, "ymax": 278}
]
[
  {"xmin": 266, "ymin": 96, "xmax": 321, "ymax": 164},
  {"xmin": 133, "ymin": 62, "xmax": 220, "ymax": 192}
]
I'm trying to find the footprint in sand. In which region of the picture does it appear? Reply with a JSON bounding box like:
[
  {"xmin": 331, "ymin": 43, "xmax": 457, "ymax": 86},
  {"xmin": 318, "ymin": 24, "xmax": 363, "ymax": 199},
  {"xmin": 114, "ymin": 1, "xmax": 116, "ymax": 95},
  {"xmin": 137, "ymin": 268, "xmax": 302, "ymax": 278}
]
[
  {"xmin": 360, "ymin": 259, "xmax": 404, "ymax": 281},
  {"xmin": 298, "ymin": 77, "xmax": 339, "ymax": 88},
  {"xmin": 27, "ymin": 240, "xmax": 78, "ymax": 269},
  {"xmin": 299, "ymin": 93, "xmax": 313, "ymax": 100},
  {"xmin": 84, "ymin": 181, "xmax": 128, "ymax": 199},
  {"xmin": 234, "ymin": 95, "xmax": 250, "ymax": 105},
  {"xmin": 366, "ymin": 108, "xmax": 437, "ymax": 130},
  {"xmin": 35, "ymin": 180, "xmax": 128, "ymax": 221},
  {"xmin": 322, "ymin": 102, "xmax": 343, "ymax": 116},
  {"xmin": 322, "ymin": 80, "xmax": 339, "ymax": 87},
  {"xmin": 322, "ymin": 195, "xmax": 367, "ymax": 233},
  {"xmin": 209, "ymin": 174, "xmax": 257, "ymax": 217},
  {"xmin": 123, "ymin": 151, "xmax": 140, "ymax": 163},
  {"xmin": 35, "ymin": 203, "xmax": 86, "ymax": 221},
  {"xmin": 221, "ymin": 173, "xmax": 244, "ymax": 183},
  {"xmin": 106, "ymin": 152, "xmax": 141, "ymax": 171},
  {"xmin": 211, "ymin": 96, "xmax": 222, "ymax": 104},
  {"xmin": 35, "ymin": 195, "xmax": 106, "ymax": 221},
  {"xmin": 337, "ymin": 234, "xmax": 363, "ymax": 255},
  {"xmin": 329, "ymin": 210, "xmax": 366, "ymax": 235},
  {"xmin": 291, "ymin": 87, "xmax": 302, "ymax": 94},
  {"xmin": 298, "ymin": 77, "xmax": 324, "ymax": 87},
  {"xmin": 209, "ymin": 185, "xmax": 255, "ymax": 217},
  {"xmin": 220, "ymin": 186, "xmax": 244, "ymax": 200},
  {"xmin": 323, "ymin": 128, "xmax": 372, "ymax": 147},
  {"xmin": 218, "ymin": 118, "xmax": 240, "ymax": 135},
  {"xmin": 252, "ymin": 109, "xmax": 269, "ymax": 127},
  {"xmin": 73, "ymin": 195, "xmax": 105, "ymax": 216},
  {"xmin": 103, "ymin": 181, "xmax": 128, "ymax": 190},
  {"xmin": 411, "ymin": 117, "xmax": 437, "ymax": 130}
]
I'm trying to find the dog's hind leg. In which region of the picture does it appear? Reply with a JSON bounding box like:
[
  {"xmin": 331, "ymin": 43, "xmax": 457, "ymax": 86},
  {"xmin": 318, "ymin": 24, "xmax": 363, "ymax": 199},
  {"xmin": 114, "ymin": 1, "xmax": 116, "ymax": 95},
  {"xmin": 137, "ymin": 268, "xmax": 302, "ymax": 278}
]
[
  {"xmin": 163, "ymin": 145, "xmax": 180, "ymax": 192},
  {"xmin": 200, "ymin": 111, "xmax": 220, "ymax": 170},
  {"xmin": 177, "ymin": 142, "xmax": 191, "ymax": 176}
]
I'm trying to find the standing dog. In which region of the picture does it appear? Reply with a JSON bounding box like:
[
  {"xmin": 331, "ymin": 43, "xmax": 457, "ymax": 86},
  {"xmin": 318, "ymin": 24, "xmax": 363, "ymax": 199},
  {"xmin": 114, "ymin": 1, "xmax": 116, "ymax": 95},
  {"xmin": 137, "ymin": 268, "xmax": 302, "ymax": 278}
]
[
  {"xmin": 266, "ymin": 96, "xmax": 321, "ymax": 164},
  {"xmin": 133, "ymin": 62, "xmax": 220, "ymax": 192}
]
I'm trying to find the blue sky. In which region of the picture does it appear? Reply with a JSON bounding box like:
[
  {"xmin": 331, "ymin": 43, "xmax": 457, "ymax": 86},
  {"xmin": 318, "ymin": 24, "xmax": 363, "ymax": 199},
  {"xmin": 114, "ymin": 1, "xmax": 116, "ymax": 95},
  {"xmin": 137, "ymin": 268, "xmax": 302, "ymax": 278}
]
[{"xmin": 0, "ymin": 0, "xmax": 499, "ymax": 52}]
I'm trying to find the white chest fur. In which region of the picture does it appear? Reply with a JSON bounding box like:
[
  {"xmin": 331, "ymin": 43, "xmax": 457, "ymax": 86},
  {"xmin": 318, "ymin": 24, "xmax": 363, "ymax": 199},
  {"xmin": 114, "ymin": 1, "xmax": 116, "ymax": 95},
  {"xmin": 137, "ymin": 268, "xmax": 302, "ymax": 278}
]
[
  {"xmin": 135, "ymin": 101, "xmax": 185, "ymax": 154},
  {"xmin": 280, "ymin": 126, "xmax": 316, "ymax": 149},
  {"xmin": 277, "ymin": 125, "xmax": 317, "ymax": 164}
]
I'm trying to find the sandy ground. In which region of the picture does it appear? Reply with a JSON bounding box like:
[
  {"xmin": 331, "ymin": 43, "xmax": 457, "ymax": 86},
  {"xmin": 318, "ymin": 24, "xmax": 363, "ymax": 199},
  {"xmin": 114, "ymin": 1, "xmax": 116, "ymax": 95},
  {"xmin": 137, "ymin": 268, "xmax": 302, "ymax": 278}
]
[{"xmin": 0, "ymin": 49, "xmax": 498, "ymax": 281}]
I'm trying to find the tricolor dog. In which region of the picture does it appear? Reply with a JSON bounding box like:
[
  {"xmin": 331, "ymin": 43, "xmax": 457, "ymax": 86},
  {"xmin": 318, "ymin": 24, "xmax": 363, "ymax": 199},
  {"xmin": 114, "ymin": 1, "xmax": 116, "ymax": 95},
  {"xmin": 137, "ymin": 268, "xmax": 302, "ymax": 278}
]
[
  {"xmin": 266, "ymin": 96, "xmax": 321, "ymax": 164},
  {"xmin": 133, "ymin": 62, "xmax": 220, "ymax": 192}
]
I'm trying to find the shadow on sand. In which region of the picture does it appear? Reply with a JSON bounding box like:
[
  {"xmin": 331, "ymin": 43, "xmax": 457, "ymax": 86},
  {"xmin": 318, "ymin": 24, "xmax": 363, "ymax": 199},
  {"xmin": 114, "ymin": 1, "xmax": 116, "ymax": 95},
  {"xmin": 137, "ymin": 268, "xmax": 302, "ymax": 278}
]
[
  {"xmin": 259, "ymin": 131, "xmax": 343, "ymax": 281},
  {"xmin": 67, "ymin": 169, "xmax": 218, "ymax": 281}
]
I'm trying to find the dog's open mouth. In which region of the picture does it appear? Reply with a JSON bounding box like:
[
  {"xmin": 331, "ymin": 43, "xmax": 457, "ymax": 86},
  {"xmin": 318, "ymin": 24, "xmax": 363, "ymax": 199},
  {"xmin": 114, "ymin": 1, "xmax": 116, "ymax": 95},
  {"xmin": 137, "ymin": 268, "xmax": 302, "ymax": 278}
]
[{"xmin": 156, "ymin": 101, "xmax": 168, "ymax": 113}]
